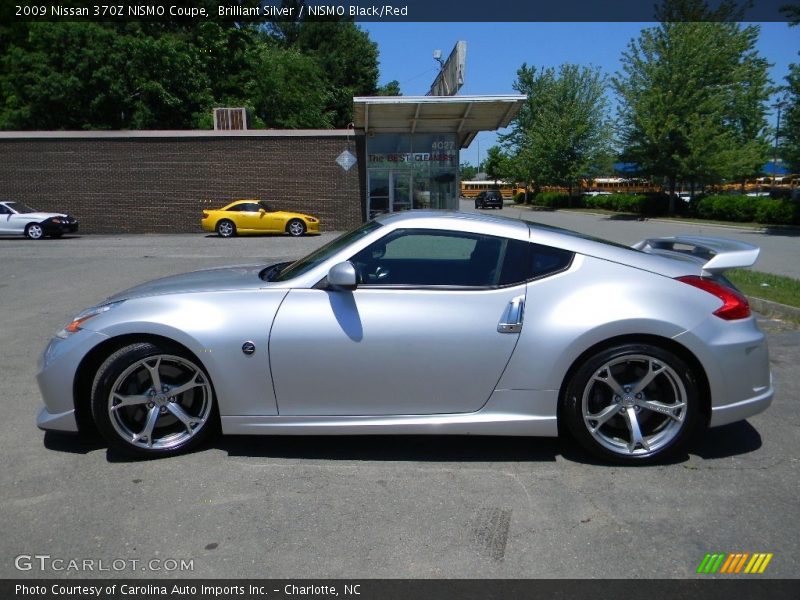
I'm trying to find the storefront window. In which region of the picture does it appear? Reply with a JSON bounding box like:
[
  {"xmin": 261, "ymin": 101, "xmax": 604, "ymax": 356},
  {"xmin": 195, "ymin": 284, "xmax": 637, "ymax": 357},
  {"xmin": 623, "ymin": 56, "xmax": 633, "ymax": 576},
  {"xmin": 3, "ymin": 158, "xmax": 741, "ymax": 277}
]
[{"xmin": 366, "ymin": 133, "xmax": 458, "ymax": 218}]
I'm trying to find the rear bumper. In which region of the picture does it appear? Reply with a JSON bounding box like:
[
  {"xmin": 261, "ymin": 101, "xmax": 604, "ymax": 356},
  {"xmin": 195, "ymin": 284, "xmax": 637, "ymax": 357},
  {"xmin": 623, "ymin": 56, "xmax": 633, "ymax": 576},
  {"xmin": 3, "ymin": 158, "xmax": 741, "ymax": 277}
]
[
  {"xmin": 709, "ymin": 376, "xmax": 773, "ymax": 427},
  {"xmin": 673, "ymin": 316, "xmax": 773, "ymax": 428}
]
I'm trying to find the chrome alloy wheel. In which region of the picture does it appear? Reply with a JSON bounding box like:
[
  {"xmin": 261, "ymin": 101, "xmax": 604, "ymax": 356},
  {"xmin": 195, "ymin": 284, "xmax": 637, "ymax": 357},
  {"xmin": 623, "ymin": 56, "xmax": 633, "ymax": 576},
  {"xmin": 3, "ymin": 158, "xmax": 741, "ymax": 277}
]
[
  {"xmin": 25, "ymin": 223, "xmax": 44, "ymax": 239},
  {"xmin": 216, "ymin": 220, "xmax": 235, "ymax": 237},
  {"xmin": 107, "ymin": 354, "xmax": 212, "ymax": 451},
  {"xmin": 287, "ymin": 219, "xmax": 306, "ymax": 236},
  {"xmin": 581, "ymin": 354, "xmax": 688, "ymax": 456}
]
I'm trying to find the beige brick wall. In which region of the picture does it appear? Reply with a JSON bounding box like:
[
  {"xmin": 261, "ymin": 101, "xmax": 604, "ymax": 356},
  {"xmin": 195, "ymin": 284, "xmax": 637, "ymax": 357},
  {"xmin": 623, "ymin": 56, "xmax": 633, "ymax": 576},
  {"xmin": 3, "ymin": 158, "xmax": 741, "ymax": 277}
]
[{"xmin": 0, "ymin": 133, "xmax": 366, "ymax": 233}]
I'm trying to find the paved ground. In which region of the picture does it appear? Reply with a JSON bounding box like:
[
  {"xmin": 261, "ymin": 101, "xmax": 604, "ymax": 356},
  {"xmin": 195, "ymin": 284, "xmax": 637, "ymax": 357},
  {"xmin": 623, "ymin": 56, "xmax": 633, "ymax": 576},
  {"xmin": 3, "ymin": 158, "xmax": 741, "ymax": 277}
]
[{"xmin": 1, "ymin": 226, "xmax": 798, "ymax": 580}]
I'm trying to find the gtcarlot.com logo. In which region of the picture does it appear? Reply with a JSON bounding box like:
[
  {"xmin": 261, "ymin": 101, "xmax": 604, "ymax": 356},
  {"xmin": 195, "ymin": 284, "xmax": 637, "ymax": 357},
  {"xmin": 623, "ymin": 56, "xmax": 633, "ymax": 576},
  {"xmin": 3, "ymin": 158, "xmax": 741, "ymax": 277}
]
[
  {"xmin": 14, "ymin": 554, "xmax": 194, "ymax": 573},
  {"xmin": 696, "ymin": 552, "xmax": 773, "ymax": 575}
]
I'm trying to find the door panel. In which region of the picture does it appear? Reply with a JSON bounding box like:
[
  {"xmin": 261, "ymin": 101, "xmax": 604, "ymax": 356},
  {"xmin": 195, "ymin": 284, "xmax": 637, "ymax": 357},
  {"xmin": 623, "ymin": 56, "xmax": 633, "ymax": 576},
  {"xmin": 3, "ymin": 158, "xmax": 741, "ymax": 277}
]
[{"xmin": 269, "ymin": 286, "xmax": 525, "ymax": 416}]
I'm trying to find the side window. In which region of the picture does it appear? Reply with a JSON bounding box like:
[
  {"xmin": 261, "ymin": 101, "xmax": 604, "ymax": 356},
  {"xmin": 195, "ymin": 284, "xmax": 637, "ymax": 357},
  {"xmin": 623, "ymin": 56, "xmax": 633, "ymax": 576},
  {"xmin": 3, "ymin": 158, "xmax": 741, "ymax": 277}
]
[
  {"xmin": 350, "ymin": 230, "xmax": 574, "ymax": 288},
  {"xmin": 350, "ymin": 229, "xmax": 504, "ymax": 287},
  {"xmin": 498, "ymin": 242, "xmax": 573, "ymax": 284},
  {"xmin": 0, "ymin": 205, "xmax": 9, "ymax": 215},
  {"xmin": 227, "ymin": 204, "xmax": 260, "ymax": 212},
  {"xmin": 529, "ymin": 243, "xmax": 573, "ymax": 278}
]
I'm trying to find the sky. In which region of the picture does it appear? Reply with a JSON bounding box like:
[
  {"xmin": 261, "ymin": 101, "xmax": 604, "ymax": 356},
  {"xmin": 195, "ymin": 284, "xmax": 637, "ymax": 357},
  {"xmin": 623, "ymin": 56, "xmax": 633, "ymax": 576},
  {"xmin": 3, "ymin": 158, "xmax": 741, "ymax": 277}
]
[{"xmin": 361, "ymin": 22, "xmax": 799, "ymax": 166}]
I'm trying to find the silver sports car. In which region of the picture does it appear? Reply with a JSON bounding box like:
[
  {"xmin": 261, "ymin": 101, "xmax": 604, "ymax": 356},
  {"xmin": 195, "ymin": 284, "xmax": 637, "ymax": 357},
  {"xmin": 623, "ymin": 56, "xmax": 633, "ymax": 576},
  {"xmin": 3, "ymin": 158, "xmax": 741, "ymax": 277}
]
[{"xmin": 37, "ymin": 211, "xmax": 772, "ymax": 463}]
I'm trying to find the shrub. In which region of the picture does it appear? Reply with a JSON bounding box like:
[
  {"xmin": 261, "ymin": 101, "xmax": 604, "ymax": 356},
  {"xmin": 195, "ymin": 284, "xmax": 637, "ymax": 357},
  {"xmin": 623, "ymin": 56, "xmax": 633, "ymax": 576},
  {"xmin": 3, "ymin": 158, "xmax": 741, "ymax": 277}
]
[
  {"xmin": 755, "ymin": 199, "xmax": 799, "ymax": 225},
  {"xmin": 532, "ymin": 192, "xmax": 570, "ymax": 209},
  {"xmin": 693, "ymin": 195, "xmax": 799, "ymax": 225},
  {"xmin": 513, "ymin": 191, "xmax": 527, "ymax": 204}
]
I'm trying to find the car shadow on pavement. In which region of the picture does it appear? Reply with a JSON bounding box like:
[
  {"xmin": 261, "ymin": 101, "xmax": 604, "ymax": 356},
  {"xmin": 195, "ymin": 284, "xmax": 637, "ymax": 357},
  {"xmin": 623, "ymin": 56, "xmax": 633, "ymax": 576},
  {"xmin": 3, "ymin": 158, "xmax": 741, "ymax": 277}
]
[
  {"xmin": 43, "ymin": 421, "xmax": 762, "ymax": 465},
  {"xmin": 43, "ymin": 431, "xmax": 105, "ymax": 454},
  {"xmin": 218, "ymin": 435, "xmax": 561, "ymax": 463},
  {"xmin": 755, "ymin": 227, "xmax": 800, "ymax": 238},
  {"xmin": 688, "ymin": 420, "xmax": 762, "ymax": 459}
]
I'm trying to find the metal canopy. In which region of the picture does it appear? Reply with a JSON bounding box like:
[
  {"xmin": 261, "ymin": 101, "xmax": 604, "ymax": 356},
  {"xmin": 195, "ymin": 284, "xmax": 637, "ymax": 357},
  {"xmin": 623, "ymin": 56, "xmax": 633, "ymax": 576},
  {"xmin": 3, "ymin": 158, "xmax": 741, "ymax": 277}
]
[{"xmin": 353, "ymin": 95, "xmax": 527, "ymax": 148}]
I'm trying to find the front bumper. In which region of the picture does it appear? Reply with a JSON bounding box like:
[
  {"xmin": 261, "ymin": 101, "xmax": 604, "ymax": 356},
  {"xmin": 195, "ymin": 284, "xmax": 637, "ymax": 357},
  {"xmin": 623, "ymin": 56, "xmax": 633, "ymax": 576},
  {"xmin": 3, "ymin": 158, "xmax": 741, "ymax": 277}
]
[
  {"xmin": 42, "ymin": 221, "xmax": 78, "ymax": 235},
  {"xmin": 36, "ymin": 329, "xmax": 108, "ymax": 433}
]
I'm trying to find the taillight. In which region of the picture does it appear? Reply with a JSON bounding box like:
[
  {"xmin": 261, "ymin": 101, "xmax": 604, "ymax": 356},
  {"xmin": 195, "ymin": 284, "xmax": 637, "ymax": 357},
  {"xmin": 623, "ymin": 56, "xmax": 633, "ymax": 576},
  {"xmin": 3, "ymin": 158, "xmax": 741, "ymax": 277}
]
[
  {"xmin": 676, "ymin": 275, "xmax": 750, "ymax": 320},
  {"xmin": 202, "ymin": 211, "xmax": 209, "ymax": 219}
]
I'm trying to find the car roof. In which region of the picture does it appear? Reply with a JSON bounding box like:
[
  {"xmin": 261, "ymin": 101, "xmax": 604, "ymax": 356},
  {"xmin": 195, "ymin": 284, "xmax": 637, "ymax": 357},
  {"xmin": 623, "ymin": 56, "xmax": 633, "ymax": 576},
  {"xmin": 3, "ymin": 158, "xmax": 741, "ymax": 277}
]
[
  {"xmin": 375, "ymin": 210, "xmax": 699, "ymax": 278},
  {"xmin": 375, "ymin": 210, "xmax": 530, "ymax": 239}
]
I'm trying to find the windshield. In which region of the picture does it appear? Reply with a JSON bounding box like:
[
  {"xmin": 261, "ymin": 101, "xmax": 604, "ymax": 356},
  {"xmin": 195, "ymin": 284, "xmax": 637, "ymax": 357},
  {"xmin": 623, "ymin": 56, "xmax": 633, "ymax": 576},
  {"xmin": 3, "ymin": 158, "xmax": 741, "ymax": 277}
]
[
  {"xmin": 258, "ymin": 200, "xmax": 274, "ymax": 212},
  {"xmin": 267, "ymin": 220, "xmax": 383, "ymax": 282},
  {"xmin": 6, "ymin": 201, "xmax": 36, "ymax": 213}
]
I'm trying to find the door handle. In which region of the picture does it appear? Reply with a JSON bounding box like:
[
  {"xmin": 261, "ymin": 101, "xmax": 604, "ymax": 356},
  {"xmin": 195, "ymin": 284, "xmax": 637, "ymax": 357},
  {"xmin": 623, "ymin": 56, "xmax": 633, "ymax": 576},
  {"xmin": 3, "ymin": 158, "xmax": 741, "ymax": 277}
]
[{"xmin": 498, "ymin": 295, "xmax": 525, "ymax": 333}]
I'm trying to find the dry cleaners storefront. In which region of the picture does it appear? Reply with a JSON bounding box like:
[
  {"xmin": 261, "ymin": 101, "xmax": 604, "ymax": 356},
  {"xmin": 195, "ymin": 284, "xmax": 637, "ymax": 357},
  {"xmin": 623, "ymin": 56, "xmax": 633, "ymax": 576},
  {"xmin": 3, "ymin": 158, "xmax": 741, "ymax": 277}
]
[{"xmin": 353, "ymin": 95, "xmax": 525, "ymax": 219}]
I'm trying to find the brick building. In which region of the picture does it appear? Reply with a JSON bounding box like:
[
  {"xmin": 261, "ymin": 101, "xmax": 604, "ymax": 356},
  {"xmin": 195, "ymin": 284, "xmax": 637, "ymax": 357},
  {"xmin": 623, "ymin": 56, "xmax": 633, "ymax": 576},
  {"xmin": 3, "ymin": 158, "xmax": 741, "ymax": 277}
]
[
  {"xmin": 0, "ymin": 96, "xmax": 524, "ymax": 234},
  {"xmin": 0, "ymin": 129, "xmax": 364, "ymax": 233}
]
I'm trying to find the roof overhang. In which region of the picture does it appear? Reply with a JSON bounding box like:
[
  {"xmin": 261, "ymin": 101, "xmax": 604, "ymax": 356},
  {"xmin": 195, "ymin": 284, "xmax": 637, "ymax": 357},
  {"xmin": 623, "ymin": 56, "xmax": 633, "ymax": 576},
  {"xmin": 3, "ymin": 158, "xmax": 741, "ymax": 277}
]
[{"xmin": 353, "ymin": 95, "xmax": 526, "ymax": 148}]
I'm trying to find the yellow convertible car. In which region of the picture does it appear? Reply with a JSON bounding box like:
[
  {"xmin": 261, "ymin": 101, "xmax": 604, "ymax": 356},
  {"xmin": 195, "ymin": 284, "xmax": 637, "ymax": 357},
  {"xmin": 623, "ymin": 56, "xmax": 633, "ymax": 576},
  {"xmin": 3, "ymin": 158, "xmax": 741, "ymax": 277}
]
[{"xmin": 201, "ymin": 200, "xmax": 320, "ymax": 237}]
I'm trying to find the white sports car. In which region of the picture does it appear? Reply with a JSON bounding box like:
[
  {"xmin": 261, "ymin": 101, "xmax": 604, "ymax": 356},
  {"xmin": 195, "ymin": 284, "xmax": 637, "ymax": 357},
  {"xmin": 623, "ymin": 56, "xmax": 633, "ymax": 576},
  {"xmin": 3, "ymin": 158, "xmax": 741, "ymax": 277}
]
[{"xmin": 0, "ymin": 200, "xmax": 79, "ymax": 239}]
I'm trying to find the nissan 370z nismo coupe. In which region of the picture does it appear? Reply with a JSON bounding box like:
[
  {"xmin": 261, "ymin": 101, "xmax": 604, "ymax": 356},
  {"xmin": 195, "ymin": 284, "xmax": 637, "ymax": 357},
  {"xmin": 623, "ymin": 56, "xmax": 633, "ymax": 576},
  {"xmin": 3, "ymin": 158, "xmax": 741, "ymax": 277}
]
[{"xmin": 36, "ymin": 211, "xmax": 772, "ymax": 463}]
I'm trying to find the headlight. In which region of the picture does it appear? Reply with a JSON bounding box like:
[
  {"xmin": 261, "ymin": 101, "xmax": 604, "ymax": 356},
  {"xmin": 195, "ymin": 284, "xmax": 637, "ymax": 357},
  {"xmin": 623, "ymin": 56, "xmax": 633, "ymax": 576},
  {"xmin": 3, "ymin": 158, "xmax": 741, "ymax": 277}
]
[{"xmin": 56, "ymin": 301, "xmax": 124, "ymax": 338}]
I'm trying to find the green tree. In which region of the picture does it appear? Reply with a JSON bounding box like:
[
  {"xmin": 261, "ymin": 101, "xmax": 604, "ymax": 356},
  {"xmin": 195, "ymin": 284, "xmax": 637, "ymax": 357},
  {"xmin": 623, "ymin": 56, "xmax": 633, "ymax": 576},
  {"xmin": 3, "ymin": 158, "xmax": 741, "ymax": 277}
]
[
  {"xmin": 483, "ymin": 146, "xmax": 511, "ymax": 181},
  {"xmin": 502, "ymin": 64, "xmax": 610, "ymax": 198},
  {"xmin": 780, "ymin": 4, "xmax": 800, "ymax": 172},
  {"xmin": 377, "ymin": 80, "xmax": 402, "ymax": 96},
  {"xmin": 613, "ymin": 0, "xmax": 772, "ymax": 212},
  {"xmin": 286, "ymin": 19, "xmax": 380, "ymax": 127},
  {"xmin": 0, "ymin": 22, "xmax": 211, "ymax": 129},
  {"xmin": 0, "ymin": 9, "xmax": 385, "ymax": 131},
  {"xmin": 245, "ymin": 45, "xmax": 333, "ymax": 128},
  {"xmin": 459, "ymin": 162, "xmax": 479, "ymax": 181}
]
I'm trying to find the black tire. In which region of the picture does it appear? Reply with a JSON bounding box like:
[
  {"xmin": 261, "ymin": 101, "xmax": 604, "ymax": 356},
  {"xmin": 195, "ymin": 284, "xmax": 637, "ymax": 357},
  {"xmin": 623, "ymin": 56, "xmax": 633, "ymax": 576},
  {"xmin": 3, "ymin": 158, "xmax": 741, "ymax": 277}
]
[
  {"xmin": 474, "ymin": 201, "xmax": 481, "ymax": 210},
  {"xmin": 561, "ymin": 343, "xmax": 699, "ymax": 465},
  {"xmin": 25, "ymin": 223, "xmax": 44, "ymax": 240},
  {"xmin": 286, "ymin": 218, "xmax": 306, "ymax": 237},
  {"xmin": 90, "ymin": 343, "xmax": 217, "ymax": 458},
  {"xmin": 216, "ymin": 219, "xmax": 236, "ymax": 238}
]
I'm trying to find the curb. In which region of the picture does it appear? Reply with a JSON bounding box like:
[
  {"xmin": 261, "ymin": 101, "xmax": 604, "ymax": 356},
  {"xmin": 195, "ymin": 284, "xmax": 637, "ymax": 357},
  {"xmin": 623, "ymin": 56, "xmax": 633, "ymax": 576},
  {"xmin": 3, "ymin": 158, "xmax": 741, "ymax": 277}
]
[{"xmin": 747, "ymin": 296, "xmax": 800, "ymax": 322}]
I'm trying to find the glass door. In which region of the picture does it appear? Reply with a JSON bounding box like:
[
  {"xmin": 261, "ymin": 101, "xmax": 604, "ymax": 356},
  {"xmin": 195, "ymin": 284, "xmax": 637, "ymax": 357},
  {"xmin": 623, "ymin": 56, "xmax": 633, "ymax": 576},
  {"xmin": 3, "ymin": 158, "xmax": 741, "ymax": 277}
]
[
  {"xmin": 390, "ymin": 172, "xmax": 412, "ymax": 212},
  {"xmin": 368, "ymin": 171, "xmax": 390, "ymax": 219}
]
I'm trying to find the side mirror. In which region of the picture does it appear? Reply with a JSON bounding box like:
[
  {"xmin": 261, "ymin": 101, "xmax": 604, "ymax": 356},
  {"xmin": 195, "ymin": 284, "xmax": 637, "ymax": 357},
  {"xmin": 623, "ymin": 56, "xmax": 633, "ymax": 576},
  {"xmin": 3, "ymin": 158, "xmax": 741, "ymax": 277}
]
[
  {"xmin": 327, "ymin": 262, "xmax": 357, "ymax": 291},
  {"xmin": 259, "ymin": 208, "xmax": 266, "ymax": 215}
]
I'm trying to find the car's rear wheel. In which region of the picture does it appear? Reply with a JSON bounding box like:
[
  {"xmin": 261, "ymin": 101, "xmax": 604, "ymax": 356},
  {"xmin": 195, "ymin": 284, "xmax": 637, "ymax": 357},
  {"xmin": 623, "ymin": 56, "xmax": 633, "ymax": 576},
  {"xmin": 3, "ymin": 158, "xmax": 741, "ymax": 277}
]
[
  {"xmin": 90, "ymin": 343, "xmax": 216, "ymax": 458},
  {"xmin": 216, "ymin": 219, "xmax": 236, "ymax": 238},
  {"xmin": 562, "ymin": 344, "xmax": 699, "ymax": 464},
  {"xmin": 287, "ymin": 219, "xmax": 306, "ymax": 237},
  {"xmin": 25, "ymin": 223, "xmax": 44, "ymax": 240}
]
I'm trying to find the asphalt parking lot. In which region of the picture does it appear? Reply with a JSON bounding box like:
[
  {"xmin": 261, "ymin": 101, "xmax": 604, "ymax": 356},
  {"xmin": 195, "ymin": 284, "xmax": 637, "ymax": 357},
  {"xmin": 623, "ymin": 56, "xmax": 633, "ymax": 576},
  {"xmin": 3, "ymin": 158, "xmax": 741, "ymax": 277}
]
[{"xmin": 1, "ymin": 217, "xmax": 798, "ymax": 580}]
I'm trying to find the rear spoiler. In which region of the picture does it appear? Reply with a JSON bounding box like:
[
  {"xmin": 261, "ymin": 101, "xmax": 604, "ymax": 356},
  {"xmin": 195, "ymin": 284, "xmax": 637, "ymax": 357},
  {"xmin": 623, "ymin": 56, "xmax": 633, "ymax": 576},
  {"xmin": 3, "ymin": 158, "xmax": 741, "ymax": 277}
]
[{"xmin": 632, "ymin": 236, "xmax": 760, "ymax": 276}]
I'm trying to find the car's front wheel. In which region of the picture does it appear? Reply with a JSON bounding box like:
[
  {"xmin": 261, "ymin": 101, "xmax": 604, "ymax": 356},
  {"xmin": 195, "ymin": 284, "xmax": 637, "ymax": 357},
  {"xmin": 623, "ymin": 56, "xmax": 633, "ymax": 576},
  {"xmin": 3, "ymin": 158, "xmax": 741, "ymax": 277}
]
[
  {"xmin": 25, "ymin": 223, "xmax": 44, "ymax": 240},
  {"xmin": 287, "ymin": 219, "xmax": 306, "ymax": 237},
  {"xmin": 216, "ymin": 219, "xmax": 236, "ymax": 238},
  {"xmin": 562, "ymin": 344, "xmax": 699, "ymax": 464},
  {"xmin": 90, "ymin": 343, "xmax": 216, "ymax": 458}
]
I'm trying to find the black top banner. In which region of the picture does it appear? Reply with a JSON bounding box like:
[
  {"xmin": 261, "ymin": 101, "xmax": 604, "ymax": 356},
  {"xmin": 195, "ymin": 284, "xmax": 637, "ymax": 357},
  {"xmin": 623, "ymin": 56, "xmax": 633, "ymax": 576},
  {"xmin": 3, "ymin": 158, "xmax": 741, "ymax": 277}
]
[{"xmin": 3, "ymin": 0, "xmax": 797, "ymax": 22}]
